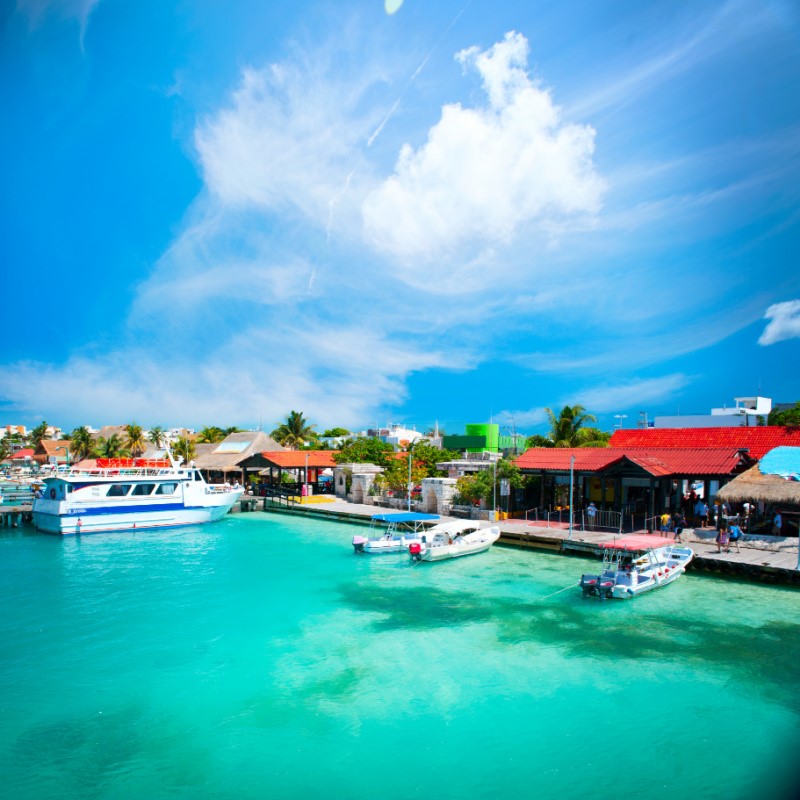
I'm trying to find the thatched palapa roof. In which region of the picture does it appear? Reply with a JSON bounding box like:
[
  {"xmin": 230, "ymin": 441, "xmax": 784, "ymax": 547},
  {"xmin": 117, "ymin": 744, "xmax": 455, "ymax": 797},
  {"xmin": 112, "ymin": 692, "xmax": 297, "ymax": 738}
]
[
  {"xmin": 717, "ymin": 464, "xmax": 800, "ymax": 505},
  {"xmin": 193, "ymin": 431, "xmax": 285, "ymax": 472}
]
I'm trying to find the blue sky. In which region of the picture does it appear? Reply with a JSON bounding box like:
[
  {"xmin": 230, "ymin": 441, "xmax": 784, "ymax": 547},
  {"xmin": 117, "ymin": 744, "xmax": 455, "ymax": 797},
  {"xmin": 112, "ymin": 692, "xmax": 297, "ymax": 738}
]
[{"xmin": 2, "ymin": 0, "xmax": 799, "ymax": 436}]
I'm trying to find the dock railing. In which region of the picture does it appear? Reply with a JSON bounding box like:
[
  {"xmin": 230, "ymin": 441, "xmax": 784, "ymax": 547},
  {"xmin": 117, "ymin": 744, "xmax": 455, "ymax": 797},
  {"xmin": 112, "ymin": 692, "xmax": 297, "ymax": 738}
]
[{"xmin": 523, "ymin": 507, "xmax": 622, "ymax": 533}]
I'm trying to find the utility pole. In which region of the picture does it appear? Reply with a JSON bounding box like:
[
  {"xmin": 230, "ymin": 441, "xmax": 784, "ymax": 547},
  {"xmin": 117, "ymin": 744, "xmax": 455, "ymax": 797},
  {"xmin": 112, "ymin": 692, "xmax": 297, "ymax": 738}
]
[{"xmin": 568, "ymin": 455, "xmax": 575, "ymax": 540}]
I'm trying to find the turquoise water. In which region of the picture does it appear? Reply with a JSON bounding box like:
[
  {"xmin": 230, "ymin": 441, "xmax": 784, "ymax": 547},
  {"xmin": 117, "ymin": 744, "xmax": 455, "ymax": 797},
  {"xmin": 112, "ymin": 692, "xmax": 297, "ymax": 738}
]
[{"xmin": 1, "ymin": 513, "xmax": 799, "ymax": 800}]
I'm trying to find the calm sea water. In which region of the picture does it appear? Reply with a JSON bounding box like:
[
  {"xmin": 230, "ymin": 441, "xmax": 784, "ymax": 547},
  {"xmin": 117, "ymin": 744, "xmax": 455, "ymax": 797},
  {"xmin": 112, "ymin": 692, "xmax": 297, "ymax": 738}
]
[{"xmin": 1, "ymin": 513, "xmax": 799, "ymax": 800}]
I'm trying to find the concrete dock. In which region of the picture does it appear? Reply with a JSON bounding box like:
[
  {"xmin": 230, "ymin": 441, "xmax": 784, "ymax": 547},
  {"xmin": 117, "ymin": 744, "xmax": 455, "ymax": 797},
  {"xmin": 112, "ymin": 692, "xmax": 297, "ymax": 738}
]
[{"xmin": 241, "ymin": 496, "xmax": 800, "ymax": 586}]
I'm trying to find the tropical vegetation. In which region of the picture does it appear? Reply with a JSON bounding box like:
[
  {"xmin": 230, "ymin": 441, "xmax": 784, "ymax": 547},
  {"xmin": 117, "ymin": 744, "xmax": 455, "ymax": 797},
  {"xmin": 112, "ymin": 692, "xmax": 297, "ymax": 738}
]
[
  {"xmin": 95, "ymin": 434, "xmax": 125, "ymax": 459},
  {"xmin": 333, "ymin": 437, "xmax": 394, "ymax": 467},
  {"xmin": 148, "ymin": 426, "xmax": 166, "ymax": 448},
  {"xmin": 454, "ymin": 458, "xmax": 525, "ymax": 507},
  {"xmin": 197, "ymin": 426, "xmax": 226, "ymax": 443},
  {"xmin": 172, "ymin": 436, "xmax": 196, "ymax": 464},
  {"xmin": 524, "ymin": 405, "xmax": 610, "ymax": 449},
  {"xmin": 125, "ymin": 423, "xmax": 147, "ymax": 457},
  {"xmin": 29, "ymin": 421, "xmax": 49, "ymax": 450},
  {"xmin": 271, "ymin": 411, "xmax": 318, "ymax": 449},
  {"xmin": 68, "ymin": 426, "xmax": 94, "ymax": 461},
  {"xmin": 768, "ymin": 401, "xmax": 800, "ymax": 426}
]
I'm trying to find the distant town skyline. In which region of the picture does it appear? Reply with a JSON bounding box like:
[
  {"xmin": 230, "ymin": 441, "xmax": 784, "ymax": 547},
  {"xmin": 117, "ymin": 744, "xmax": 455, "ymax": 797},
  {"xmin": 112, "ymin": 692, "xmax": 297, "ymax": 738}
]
[{"xmin": 2, "ymin": 0, "xmax": 799, "ymax": 434}]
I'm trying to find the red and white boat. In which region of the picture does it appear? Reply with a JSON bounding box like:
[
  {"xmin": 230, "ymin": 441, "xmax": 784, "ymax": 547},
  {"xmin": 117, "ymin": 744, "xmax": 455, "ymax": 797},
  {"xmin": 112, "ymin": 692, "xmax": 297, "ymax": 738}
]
[{"xmin": 579, "ymin": 535, "xmax": 693, "ymax": 600}]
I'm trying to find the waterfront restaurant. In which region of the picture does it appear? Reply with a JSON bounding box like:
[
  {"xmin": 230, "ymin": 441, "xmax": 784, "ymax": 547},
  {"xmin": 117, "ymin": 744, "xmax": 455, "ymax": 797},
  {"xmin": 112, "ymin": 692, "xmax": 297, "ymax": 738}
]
[
  {"xmin": 515, "ymin": 446, "xmax": 752, "ymax": 524},
  {"xmin": 240, "ymin": 450, "xmax": 338, "ymax": 495},
  {"xmin": 194, "ymin": 431, "xmax": 285, "ymax": 486},
  {"xmin": 515, "ymin": 427, "xmax": 800, "ymax": 527}
]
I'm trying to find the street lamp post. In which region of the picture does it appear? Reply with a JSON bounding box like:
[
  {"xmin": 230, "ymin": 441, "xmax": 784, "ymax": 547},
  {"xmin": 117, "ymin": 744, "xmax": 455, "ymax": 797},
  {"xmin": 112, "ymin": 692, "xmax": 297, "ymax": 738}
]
[
  {"xmin": 55, "ymin": 445, "xmax": 70, "ymax": 471},
  {"xmin": 614, "ymin": 414, "xmax": 628, "ymax": 429},
  {"xmin": 568, "ymin": 455, "xmax": 575, "ymax": 540},
  {"xmin": 492, "ymin": 460, "xmax": 497, "ymax": 522},
  {"xmin": 407, "ymin": 450, "xmax": 412, "ymax": 512}
]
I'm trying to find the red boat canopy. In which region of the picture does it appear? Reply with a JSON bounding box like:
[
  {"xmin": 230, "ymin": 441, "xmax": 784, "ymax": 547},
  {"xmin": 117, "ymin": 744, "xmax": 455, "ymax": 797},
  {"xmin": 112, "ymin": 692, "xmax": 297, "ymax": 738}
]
[
  {"xmin": 600, "ymin": 535, "xmax": 675, "ymax": 551},
  {"xmin": 96, "ymin": 458, "xmax": 171, "ymax": 469}
]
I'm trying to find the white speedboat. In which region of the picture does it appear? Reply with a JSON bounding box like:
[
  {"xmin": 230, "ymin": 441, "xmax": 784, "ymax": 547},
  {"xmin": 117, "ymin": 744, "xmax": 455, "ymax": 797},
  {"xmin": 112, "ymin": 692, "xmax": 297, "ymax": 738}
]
[
  {"xmin": 579, "ymin": 535, "xmax": 694, "ymax": 600},
  {"xmin": 409, "ymin": 520, "xmax": 501, "ymax": 562},
  {"xmin": 352, "ymin": 512, "xmax": 440, "ymax": 554},
  {"xmin": 32, "ymin": 452, "xmax": 243, "ymax": 535}
]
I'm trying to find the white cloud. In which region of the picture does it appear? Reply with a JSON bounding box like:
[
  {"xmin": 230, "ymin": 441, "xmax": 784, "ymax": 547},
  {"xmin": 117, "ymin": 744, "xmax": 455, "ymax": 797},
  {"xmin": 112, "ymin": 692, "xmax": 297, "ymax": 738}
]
[
  {"xmin": 573, "ymin": 374, "xmax": 690, "ymax": 413},
  {"xmin": 362, "ymin": 31, "xmax": 605, "ymax": 270},
  {"xmin": 194, "ymin": 60, "xmax": 379, "ymax": 232},
  {"xmin": 0, "ymin": 320, "xmax": 454, "ymax": 430},
  {"xmin": 758, "ymin": 300, "xmax": 800, "ymax": 345},
  {"xmin": 18, "ymin": 0, "xmax": 101, "ymax": 47}
]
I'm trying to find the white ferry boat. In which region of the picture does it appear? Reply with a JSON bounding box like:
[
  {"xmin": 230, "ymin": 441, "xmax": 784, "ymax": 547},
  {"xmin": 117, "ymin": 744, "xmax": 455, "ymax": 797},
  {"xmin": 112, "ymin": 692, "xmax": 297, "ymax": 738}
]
[{"xmin": 32, "ymin": 453, "xmax": 243, "ymax": 535}]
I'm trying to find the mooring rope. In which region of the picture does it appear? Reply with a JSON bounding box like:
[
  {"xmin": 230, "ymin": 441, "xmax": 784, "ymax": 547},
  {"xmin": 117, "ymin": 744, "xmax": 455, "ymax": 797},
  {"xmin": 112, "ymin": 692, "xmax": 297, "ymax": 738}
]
[{"xmin": 539, "ymin": 581, "xmax": 580, "ymax": 601}]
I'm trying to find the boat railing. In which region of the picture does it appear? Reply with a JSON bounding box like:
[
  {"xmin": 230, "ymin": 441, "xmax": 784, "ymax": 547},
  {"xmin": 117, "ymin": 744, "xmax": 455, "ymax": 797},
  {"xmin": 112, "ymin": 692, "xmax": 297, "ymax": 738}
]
[{"xmin": 64, "ymin": 467, "xmax": 190, "ymax": 479}]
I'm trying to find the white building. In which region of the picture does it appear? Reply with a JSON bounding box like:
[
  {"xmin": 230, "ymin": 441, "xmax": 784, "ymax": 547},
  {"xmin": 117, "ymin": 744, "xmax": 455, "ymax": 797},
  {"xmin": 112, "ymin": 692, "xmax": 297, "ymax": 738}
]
[{"xmin": 654, "ymin": 396, "xmax": 772, "ymax": 428}]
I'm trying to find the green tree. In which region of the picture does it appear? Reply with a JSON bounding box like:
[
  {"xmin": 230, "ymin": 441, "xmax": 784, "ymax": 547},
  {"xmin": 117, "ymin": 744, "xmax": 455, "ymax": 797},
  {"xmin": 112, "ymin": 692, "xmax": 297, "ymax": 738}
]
[
  {"xmin": 407, "ymin": 440, "xmax": 458, "ymax": 477},
  {"xmin": 197, "ymin": 426, "xmax": 225, "ymax": 443},
  {"xmin": 322, "ymin": 427, "xmax": 350, "ymax": 438},
  {"xmin": 0, "ymin": 438, "xmax": 11, "ymax": 462},
  {"xmin": 768, "ymin": 402, "xmax": 800, "ymax": 426},
  {"xmin": 125, "ymin": 423, "xmax": 147, "ymax": 457},
  {"xmin": 573, "ymin": 427, "xmax": 611, "ymax": 447},
  {"xmin": 69, "ymin": 426, "xmax": 94, "ymax": 461},
  {"xmin": 334, "ymin": 437, "xmax": 395, "ymax": 467},
  {"xmin": 271, "ymin": 411, "xmax": 318, "ymax": 449},
  {"xmin": 545, "ymin": 404, "xmax": 597, "ymax": 447},
  {"xmin": 172, "ymin": 436, "xmax": 196, "ymax": 464},
  {"xmin": 524, "ymin": 434, "xmax": 555, "ymax": 449},
  {"xmin": 148, "ymin": 426, "xmax": 166, "ymax": 448},
  {"xmin": 222, "ymin": 426, "xmax": 242, "ymax": 436},
  {"xmin": 95, "ymin": 434, "xmax": 126, "ymax": 458},
  {"xmin": 29, "ymin": 421, "xmax": 49, "ymax": 449},
  {"xmin": 454, "ymin": 458, "xmax": 525, "ymax": 506},
  {"xmin": 375, "ymin": 456, "xmax": 427, "ymax": 496}
]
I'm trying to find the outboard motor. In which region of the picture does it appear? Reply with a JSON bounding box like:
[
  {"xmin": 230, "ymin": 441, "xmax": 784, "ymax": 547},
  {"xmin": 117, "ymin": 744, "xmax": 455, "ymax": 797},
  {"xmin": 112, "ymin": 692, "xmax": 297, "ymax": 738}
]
[
  {"xmin": 408, "ymin": 542, "xmax": 423, "ymax": 561},
  {"xmin": 580, "ymin": 574, "xmax": 600, "ymax": 597},
  {"xmin": 352, "ymin": 535, "xmax": 367, "ymax": 554}
]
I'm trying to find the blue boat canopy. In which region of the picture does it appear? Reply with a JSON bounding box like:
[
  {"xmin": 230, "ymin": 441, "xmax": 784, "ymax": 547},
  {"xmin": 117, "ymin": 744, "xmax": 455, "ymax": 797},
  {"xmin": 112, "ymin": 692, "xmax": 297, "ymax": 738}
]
[{"xmin": 371, "ymin": 512, "xmax": 440, "ymax": 522}]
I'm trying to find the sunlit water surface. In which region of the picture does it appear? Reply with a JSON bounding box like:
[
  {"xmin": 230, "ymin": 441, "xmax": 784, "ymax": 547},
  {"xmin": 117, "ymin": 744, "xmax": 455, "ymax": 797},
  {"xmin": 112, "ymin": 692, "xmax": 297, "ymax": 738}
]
[{"xmin": 1, "ymin": 514, "xmax": 799, "ymax": 799}]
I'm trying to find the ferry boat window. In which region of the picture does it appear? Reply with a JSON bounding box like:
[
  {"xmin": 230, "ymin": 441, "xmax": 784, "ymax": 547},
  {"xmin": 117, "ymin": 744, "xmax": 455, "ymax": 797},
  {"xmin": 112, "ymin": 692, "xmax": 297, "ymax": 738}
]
[
  {"xmin": 193, "ymin": 471, "xmax": 204, "ymax": 481},
  {"xmin": 107, "ymin": 484, "xmax": 132, "ymax": 497},
  {"xmin": 155, "ymin": 482, "xmax": 178, "ymax": 495},
  {"xmin": 131, "ymin": 483, "xmax": 156, "ymax": 496}
]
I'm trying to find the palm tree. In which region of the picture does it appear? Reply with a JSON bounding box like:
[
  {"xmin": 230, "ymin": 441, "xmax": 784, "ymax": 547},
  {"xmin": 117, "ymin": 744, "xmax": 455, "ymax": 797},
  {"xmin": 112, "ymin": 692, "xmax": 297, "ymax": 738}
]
[
  {"xmin": 148, "ymin": 426, "xmax": 166, "ymax": 448},
  {"xmin": 197, "ymin": 426, "xmax": 225, "ymax": 443},
  {"xmin": 95, "ymin": 434, "xmax": 125, "ymax": 458},
  {"xmin": 69, "ymin": 426, "xmax": 94, "ymax": 461},
  {"xmin": 271, "ymin": 411, "xmax": 318, "ymax": 449},
  {"xmin": 172, "ymin": 436, "xmax": 196, "ymax": 464},
  {"xmin": 29, "ymin": 421, "xmax": 49, "ymax": 449},
  {"xmin": 545, "ymin": 405, "xmax": 598, "ymax": 447},
  {"xmin": 125, "ymin": 423, "xmax": 147, "ymax": 457}
]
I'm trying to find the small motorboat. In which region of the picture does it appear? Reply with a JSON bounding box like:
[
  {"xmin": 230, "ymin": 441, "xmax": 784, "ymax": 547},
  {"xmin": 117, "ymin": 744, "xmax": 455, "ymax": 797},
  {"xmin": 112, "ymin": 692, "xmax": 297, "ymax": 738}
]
[
  {"xmin": 408, "ymin": 520, "xmax": 501, "ymax": 562},
  {"xmin": 579, "ymin": 534, "xmax": 694, "ymax": 600},
  {"xmin": 352, "ymin": 512, "xmax": 440, "ymax": 554}
]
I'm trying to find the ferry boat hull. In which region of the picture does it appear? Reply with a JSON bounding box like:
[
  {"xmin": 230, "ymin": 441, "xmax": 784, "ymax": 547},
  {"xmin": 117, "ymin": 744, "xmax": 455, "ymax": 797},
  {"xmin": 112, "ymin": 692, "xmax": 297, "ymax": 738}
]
[{"xmin": 32, "ymin": 457, "xmax": 243, "ymax": 535}]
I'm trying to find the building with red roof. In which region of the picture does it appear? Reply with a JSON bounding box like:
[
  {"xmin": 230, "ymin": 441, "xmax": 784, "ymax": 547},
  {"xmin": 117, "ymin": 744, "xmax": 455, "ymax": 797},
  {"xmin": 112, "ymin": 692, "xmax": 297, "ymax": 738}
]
[
  {"xmin": 608, "ymin": 426, "xmax": 800, "ymax": 460},
  {"xmin": 515, "ymin": 439, "xmax": 757, "ymax": 525}
]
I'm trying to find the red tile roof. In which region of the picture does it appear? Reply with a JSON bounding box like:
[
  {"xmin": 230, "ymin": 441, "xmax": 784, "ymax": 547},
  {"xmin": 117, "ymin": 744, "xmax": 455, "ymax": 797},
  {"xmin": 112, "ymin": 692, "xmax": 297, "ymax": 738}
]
[
  {"xmin": 515, "ymin": 447, "xmax": 746, "ymax": 477},
  {"xmin": 515, "ymin": 448, "xmax": 623, "ymax": 472},
  {"xmin": 609, "ymin": 427, "xmax": 800, "ymax": 460},
  {"xmin": 10, "ymin": 448, "xmax": 34, "ymax": 460},
  {"xmin": 260, "ymin": 450, "xmax": 337, "ymax": 469}
]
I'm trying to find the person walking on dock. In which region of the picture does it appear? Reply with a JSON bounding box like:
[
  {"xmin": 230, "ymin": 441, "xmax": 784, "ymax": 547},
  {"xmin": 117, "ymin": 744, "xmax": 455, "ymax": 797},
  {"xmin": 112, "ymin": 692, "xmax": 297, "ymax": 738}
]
[
  {"xmin": 728, "ymin": 522, "xmax": 742, "ymax": 553},
  {"xmin": 587, "ymin": 502, "xmax": 597, "ymax": 530}
]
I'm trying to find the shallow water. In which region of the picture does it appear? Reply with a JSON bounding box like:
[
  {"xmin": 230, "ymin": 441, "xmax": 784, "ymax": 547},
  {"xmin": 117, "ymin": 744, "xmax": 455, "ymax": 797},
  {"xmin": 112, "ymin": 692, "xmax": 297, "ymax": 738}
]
[{"xmin": 1, "ymin": 513, "xmax": 799, "ymax": 799}]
